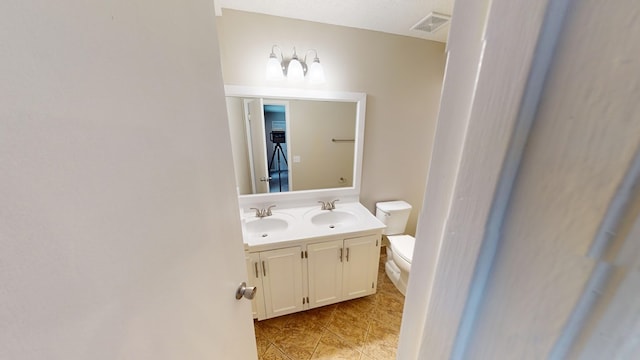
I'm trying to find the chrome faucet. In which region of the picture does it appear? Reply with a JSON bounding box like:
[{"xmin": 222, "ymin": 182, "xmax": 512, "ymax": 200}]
[
  {"xmin": 318, "ymin": 199, "xmax": 339, "ymax": 211},
  {"xmin": 250, "ymin": 205, "xmax": 276, "ymax": 218}
]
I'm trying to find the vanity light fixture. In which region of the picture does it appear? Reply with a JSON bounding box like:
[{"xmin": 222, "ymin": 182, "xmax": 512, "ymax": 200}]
[
  {"xmin": 266, "ymin": 45, "xmax": 285, "ymax": 81},
  {"xmin": 306, "ymin": 49, "xmax": 326, "ymax": 84},
  {"xmin": 265, "ymin": 45, "xmax": 326, "ymax": 84},
  {"xmin": 287, "ymin": 48, "xmax": 305, "ymax": 82}
]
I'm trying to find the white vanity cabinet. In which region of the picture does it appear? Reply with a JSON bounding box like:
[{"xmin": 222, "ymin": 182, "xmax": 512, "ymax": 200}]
[
  {"xmin": 342, "ymin": 234, "xmax": 381, "ymax": 300},
  {"xmin": 245, "ymin": 252, "xmax": 265, "ymax": 319},
  {"xmin": 246, "ymin": 246, "xmax": 306, "ymax": 319},
  {"xmin": 247, "ymin": 232, "xmax": 381, "ymax": 320},
  {"xmin": 307, "ymin": 239, "xmax": 344, "ymax": 308},
  {"xmin": 241, "ymin": 201, "xmax": 385, "ymax": 320},
  {"xmin": 307, "ymin": 234, "xmax": 380, "ymax": 309}
]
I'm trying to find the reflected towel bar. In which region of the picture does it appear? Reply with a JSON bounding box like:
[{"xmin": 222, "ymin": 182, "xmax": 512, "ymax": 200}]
[{"xmin": 332, "ymin": 138, "xmax": 355, "ymax": 143}]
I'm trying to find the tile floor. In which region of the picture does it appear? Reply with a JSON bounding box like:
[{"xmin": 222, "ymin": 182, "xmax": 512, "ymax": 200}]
[{"xmin": 254, "ymin": 250, "xmax": 405, "ymax": 360}]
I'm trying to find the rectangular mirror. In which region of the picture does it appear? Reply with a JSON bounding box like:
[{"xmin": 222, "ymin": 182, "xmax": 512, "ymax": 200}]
[{"xmin": 225, "ymin": 86, "xmax": 366, "ymax": 204}]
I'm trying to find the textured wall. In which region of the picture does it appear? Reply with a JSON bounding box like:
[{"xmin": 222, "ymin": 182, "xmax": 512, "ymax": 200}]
[{"xmin": 466, "ymin": 0, "xmax": 640, "ymax": 357}]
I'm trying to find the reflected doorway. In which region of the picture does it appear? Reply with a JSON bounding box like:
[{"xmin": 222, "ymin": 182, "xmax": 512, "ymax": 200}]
[{"xmin": 263, "ymin": 103, "xmax": 290, "ymax": 193}]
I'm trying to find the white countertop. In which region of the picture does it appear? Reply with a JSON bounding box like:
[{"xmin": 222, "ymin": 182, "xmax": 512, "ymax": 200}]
[{"xmin": 241, "ymin": 202, "xmax": 386, "ymax": 251}]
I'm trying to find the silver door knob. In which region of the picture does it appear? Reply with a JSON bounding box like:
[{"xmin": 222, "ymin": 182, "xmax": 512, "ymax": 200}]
[
  {"xmin": 235, "ymin": 282, "xmax": 257, "ymax": 300},
  {"xmin": 259, "ymin": 177, "xmax": 272, "ymax": 182}
]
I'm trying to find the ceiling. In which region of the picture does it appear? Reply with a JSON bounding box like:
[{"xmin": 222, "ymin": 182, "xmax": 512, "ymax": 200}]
[{"xmin": 214, "ymin": 0, "xmax": 455, "ymax": 43}]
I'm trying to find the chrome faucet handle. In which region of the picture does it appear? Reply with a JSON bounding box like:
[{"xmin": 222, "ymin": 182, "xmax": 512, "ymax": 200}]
[
  {"xmin": 249, "ymin": 207, "xmax": 262, "ymax": 217},
  {"xmin": 329, "ymin": 199, "xmax": 340, "ymax": 209},
  {"xmin": 318, "ymin": 201, "xmax": 328, "ymax": 210},
  {"xmin": 266, "ymin": 205, "xmax": 276, "ymax": 216}
]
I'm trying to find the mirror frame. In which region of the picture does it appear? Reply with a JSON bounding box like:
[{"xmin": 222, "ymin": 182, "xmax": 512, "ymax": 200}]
[{"xmin": 225, "ymin": 85, "xmax": 367, "ymax": 207}]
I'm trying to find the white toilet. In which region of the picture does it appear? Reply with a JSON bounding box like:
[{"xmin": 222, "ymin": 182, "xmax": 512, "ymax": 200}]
[{"xmin": 376, "ymin": 201, "xmax": 414, "ymax": 295}]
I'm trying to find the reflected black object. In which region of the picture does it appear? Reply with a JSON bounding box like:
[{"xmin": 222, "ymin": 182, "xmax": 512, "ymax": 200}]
[
  {"xmin": 270, "ymin": 130, "xmax": 286, "ymax": 144},
  {"xmin": 269, "ymin": 131, "xmax": 288, "ymax": 192}
]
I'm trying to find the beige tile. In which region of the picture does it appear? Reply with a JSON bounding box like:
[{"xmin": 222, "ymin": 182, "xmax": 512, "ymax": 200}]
[
  {"xmin": 262, "ymin": 344, "xmax": 292, "ymax": 360},
  {"xmin": 311, "ymin": 332, "xmax": 361, "ymax": 360},
  {"xmin": 276, "ymin": 345, "xmax": 314, "ymax": 360},
  {"xmin": 359, "ymin": 352, "xmax": 376, "ymax": 360},
  {"xmin": 367, "ymin": 319, "xmax": 400, "ymax": 349},
  {"xmin": 376, "ymin": 292, "xmax": 404, "ymax": 313},
  {"xmin": 341, "ymin": 296, "xmax": 377, "ymax": 312},
  {"xmin": 369, "ymin": 307, "xmax": 402, "ymax": 331},
  {"xmin": 282, "ymin": 313, "xmax": 327, "ymax": 333},
  {"xmin": 291, "ymin": 304, "xmax": 337, "ymax": 327},
  {"xmin": 362, "ymin": 320, "xmax": 398, "ymax": 360},
  {"xmin": 334, "ymin": 296, "xmax": 377, "ymax": 327},
  {"xmin": 261, "ymin": 314, "xmax": 293, "ymax": 329},
  {"xmin": 361, "ymin": 341, "xmax": 396, "ymax": 360},
  {"xmin": 257, "ymin": 323, "xmax": 283, "ymax": 343},
  {"xmin": 255, "ymin": 326, "xmax": 271, "ymax": 357},
  {"xmin": 376, "ymin": 280, "xmax": 401, "ymax": 298},
  {"xmin": 273, "ymin": 321, "xmax": 324, "ymax": 360},
  {"xmin": 326, "ymin": 314, "xmax": 368, "ymax": 350},
  {"xmin": 333, "ymin": 305, "xmax": 372, "ymax": 331}
]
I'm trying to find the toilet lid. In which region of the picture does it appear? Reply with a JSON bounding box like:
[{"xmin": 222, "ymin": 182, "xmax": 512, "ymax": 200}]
[{"xmin": 389, "ymin": 235, "xmax": 415, "ymax": 263}]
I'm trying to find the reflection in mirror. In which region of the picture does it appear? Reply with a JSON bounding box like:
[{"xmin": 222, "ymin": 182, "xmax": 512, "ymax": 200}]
[
  {"xmin": 225, "ymin": 86, "xmax": 366, "ymax": 203},
  {"xmin": 227, "ymin": 97, "xmax": 356, "ymax": 195}
]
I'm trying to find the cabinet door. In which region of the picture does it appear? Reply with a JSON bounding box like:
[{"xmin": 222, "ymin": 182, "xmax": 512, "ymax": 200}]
[
  {"xmin": 245, "ymin": 252, "xmax": 265, "ymax": 320},
  {"xmin": 260, "ymin": 246, "xmax": 304, "ymax": 318},
  {"xmin": 343, "ymin": 234, "xmax": 380, "ymax": 300},
  {"xmin": 307, "ymin": 239, "xmax": 344, "ymax": 308}
]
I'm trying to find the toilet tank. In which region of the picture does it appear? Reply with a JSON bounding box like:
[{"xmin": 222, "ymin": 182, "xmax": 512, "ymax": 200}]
[{"xmin": 376, "ymin": 201, "xmax": 412, "ymax": 235}]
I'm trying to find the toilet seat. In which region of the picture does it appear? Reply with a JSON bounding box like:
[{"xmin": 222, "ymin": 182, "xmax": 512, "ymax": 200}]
[{"xmin": 388, "ymin": 234, "xmax": 415, "ymax": 265}]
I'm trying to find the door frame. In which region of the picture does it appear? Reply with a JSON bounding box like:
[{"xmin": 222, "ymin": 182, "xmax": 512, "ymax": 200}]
[
  {"xmin": 262, "ymin": 99, "xmax": 292, "ymax": 192},
  {"xmin": 243, "ymin": 98, "xmax": 274, "ymax": 194},
  {"xmin": 242, "ymin": 98, "xmax": 259, "ymax": 194},
  {"xmin": 398, "ymin": 0, "xmax": 572, "ymax": 358}
]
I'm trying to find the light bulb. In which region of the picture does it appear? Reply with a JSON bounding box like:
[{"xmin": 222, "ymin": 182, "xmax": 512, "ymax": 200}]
[
  {"xmin": 287, "ymin": 57, "xmax": 304, "ymax": 82},
  {"xmin": 266, "ymin": 53, "xmax": 284, "ymax": 81},
  {"xmin": 307, "ymin": 58, "xmax": 325, "ymax": 84}
]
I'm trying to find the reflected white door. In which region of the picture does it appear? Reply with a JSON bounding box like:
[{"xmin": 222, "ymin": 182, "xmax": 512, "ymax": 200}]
[{"xmin": 248, "ymin": 99, "xmax": 270, "ymax": 193}]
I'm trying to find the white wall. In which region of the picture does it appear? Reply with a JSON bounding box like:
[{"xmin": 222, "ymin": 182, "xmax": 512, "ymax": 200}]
[
  {"xmin": 0, "ymin": 1, "xmax": 255, "ymax": 359},
  {"xmin": 397, "ymin": 0, "xmax": 492, "ymax": 356},
  {"xmin": 401, "ymin": 0, "xmax": 640, "ymax": 358},
  {"xmin": 216, "ymin": 10, "xmax": 446, "ymax": 235},
  {"xmin": 464, "ymin": 0, "xmax": 640, "ymax": 357}
]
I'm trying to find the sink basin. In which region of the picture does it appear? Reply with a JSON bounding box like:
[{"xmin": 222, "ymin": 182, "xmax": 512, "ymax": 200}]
[
  {"xmin": 240, "ymin": 202, "xmax": 386, "ymax": 248},
  {"xmin": 309, "ymin": 210, "xmax": 358, "ymax": 228},
  {"xmin": 244, "ymin": 217, "xmax": 289, "ymax": 237}
]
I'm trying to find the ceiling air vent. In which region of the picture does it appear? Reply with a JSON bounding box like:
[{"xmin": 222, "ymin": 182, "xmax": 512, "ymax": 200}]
[{"xmin": 411, "ymin": 12, "xmax": 451, "ymax": 33}]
